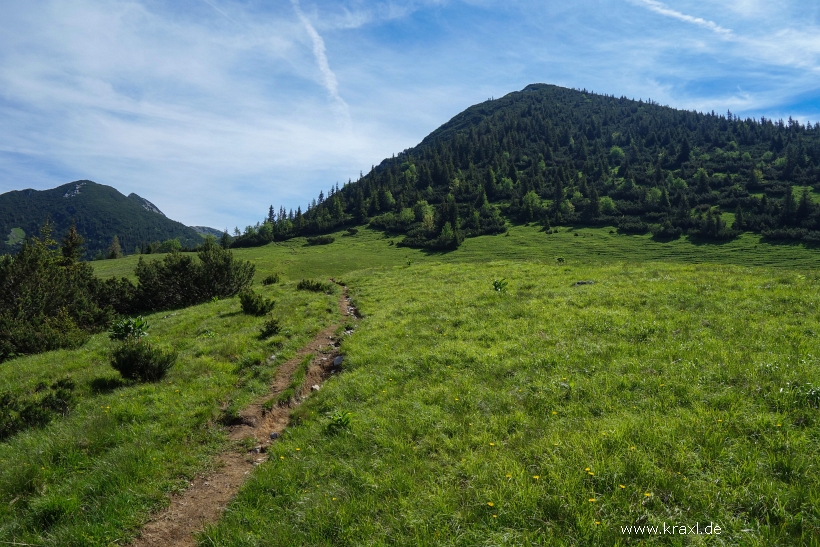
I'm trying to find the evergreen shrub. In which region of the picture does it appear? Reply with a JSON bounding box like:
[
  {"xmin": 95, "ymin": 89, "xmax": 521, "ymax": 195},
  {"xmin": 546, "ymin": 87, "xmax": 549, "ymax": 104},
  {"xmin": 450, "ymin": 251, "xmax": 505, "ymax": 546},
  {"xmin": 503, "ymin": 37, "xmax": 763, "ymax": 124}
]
[
  {"xmin": 110, "ymin": 339, "xmax": 176, "ymax": 382},
  {"xmin": 306, "ymin": 235, "xmax": 335, "ymax": 245},
  {"xmin": 296, "ymin": 279, "xmax": 333, "ymax": 293},
  {"xmin": 259, "ymin": 318, "xmax": 281, "ymax": 338},
  {"xmin": 239, "ymin": 290, "xmax": 275, "ymax": 316}
]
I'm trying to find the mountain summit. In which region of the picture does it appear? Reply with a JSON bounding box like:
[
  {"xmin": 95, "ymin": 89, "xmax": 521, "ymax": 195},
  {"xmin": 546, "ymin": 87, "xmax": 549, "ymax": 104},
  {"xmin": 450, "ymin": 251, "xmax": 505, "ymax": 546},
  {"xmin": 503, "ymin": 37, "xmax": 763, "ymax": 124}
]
[{"xmin": 233, "ymin": 83, "xmax": 820, "ymax": 248}]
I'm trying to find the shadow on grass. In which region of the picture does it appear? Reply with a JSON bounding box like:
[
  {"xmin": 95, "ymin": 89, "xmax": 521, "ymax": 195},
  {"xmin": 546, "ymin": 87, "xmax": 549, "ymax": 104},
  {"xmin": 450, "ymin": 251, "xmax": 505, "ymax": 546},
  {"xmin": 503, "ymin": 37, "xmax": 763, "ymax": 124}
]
[
  {"xmin": 650, "ymin": 233, "xmax": 684, "ymax": 243},
  {"xmin": 685, "ymin": 234, "xmax": 743, "ymax": 246},
  {"xmin": 759, "ymin": 236, "xmax": 820, "ymax": 249},
  {"xmin": 90, "ymin": 376, "xmax": 129, "ymax": 394}
]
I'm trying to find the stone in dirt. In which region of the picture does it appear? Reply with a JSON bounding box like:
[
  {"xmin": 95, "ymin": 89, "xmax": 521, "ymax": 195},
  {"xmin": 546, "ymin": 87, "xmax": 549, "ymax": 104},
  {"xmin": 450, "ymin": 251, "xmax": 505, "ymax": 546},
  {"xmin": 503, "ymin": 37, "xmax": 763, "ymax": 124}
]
[
  {"xmin": 310, "ymin": 384, "xmax": 321, "ymax": 391},
  {"xmin": 333, "ymin": 355, "xmax": 344, "ymax": 366},
  {"xmin": 270, "ymin": 432, "xmax": 280, "ymax": 440}
]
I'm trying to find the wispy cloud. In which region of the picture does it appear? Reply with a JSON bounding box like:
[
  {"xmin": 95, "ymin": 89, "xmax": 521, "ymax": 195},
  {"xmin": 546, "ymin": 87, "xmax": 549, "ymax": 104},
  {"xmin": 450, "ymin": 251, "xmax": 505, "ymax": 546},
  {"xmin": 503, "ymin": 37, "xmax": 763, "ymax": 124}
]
[
  {"xmin": 290, "ymin": 0, "xmax": 350, "ymax": 120},
  {"xmin": 632, "ymin": 0, "xmax": 732, "ymax": 36},
  {"xmin": 1, "ymin": 0, "xmax": 819, "ymax": 230},
  {"xmin": 198, "ymin": 0, "xmax": 239, "ymax": 25}
]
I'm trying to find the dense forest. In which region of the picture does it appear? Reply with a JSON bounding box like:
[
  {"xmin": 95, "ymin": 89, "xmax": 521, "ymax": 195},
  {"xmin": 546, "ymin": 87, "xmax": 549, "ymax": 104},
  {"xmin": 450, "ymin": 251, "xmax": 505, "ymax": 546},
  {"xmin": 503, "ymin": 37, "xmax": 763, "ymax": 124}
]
[{"xmin": 232, "ymin": 83, "xmax": 820, "ymax": 249}]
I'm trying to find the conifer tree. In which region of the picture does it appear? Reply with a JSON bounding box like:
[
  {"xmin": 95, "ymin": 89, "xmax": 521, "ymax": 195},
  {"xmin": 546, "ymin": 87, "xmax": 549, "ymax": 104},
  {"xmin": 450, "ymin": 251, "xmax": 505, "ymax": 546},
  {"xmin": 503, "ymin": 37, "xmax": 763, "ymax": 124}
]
[
  {"xmin": 107, "ymin": 236, "xmax": 122, "ymax": 259},
  {"xmin": 61, "ymin": 221, "xmax": 85, "ymax": 265},
  {"xmin": 734, "ymin": 206, "xmax": 745, "ymax": 231},
  {"xmin": 781, "ymin": 185, "xmax": 796, "ymax": 225},
  {"xmin": 660, "ymin": 187, "xmax": 671, "ymax": 210},
  {"xmin": 796, "ymin": 187, "xmax": 813, "ymax": 221}
]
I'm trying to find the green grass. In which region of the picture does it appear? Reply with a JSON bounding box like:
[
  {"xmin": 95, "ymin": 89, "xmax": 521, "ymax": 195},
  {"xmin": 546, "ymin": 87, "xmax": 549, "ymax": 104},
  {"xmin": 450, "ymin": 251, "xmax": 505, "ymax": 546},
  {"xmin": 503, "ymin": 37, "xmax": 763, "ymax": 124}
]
[
  {"xmin": 0, "ymin": 282, "xmax": 338, "ymax": 546},
  {"xmin": 265, "ymin": 353, "xmax": 314, "ymax": 409},
  {"xmin": 201, "ymin": 261, "xmax": 820, "ymax": 546},
  {"xmin": 91, "ymin": 224, "xmax": 820, "ymax": 283},
  {"xmin": 9, "ymin": 224, "xmax": 820, "ymax": 545}
]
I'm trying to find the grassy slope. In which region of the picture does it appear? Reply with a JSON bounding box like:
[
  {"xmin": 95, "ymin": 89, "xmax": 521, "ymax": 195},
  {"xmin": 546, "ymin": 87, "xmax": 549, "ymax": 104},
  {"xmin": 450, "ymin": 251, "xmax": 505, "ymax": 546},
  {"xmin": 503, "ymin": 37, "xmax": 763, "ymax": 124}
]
[
  {"xmin": 202, "ymin": 261, "xmax": 820, "ymax": 546},
  {"xmin": 0, "ymin": 283, "xmax": 338, "ymax": 546},
  {"xmin": 5, "ymin": 226, "xmax": 820, "ymax": 545},
  {"xmin": 91, "ymin": 224, "xmax": 820, "ymax": 283}
]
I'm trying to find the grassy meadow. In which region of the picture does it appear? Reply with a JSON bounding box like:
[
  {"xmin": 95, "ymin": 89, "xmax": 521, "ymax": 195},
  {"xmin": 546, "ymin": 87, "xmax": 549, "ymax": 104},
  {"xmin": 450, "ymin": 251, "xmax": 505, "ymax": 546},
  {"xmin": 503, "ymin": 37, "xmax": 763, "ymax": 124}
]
[
  {"xmin": 201, "ymin": 261, "xmax": 820, "ymax": 546},
  {"xmin": 90, "ymin": 224, "xmax": 820, "ymax": 283},
  {"xmin": 3, "ymin": 225, "xmax": 820, "ymax": 545},
  {"xmin": 0, "ymin": 281, "xmax": 338, "ymax": 546}
]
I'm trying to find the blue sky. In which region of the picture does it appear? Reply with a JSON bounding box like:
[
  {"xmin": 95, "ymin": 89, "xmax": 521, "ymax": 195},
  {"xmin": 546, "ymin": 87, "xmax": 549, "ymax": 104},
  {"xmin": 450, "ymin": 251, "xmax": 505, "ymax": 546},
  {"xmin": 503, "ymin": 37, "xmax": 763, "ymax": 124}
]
[{"xmin": 1, "ymin": 0, "xmax": 819, "ymax": 229}]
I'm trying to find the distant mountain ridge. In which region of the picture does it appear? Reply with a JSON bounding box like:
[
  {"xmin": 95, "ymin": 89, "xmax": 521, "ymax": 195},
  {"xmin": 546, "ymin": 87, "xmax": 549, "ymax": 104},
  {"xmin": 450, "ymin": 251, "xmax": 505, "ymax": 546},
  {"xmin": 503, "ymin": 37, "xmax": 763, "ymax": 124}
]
[
  {"xmin": 190, "ymin": 226, "xmax": 225, "ymax": 238},
  {"xmin": 127, "ymin": 193, "xmax": 166, "ymax": 216},
  {"xmin": 0, "ymin": 180, "xmax": 206, "ymax": 258}
]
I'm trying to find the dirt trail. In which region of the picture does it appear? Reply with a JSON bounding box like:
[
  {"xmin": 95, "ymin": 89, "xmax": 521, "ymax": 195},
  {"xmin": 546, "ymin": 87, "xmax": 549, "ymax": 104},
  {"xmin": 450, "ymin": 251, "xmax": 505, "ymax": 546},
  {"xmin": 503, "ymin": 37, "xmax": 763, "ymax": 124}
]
[{"xmin": 131, "ymin": 284, "xmax": 357, "ymax": 547}]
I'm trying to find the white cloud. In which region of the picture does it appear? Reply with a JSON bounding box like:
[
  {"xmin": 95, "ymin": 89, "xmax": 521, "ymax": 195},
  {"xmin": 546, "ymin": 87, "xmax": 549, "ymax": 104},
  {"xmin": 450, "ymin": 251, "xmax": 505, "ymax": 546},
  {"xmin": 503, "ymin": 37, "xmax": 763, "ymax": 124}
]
[
  {"xmin": 0, "ymin": 0, "xmax": 382, "ymax": 227},
  {"xmin": 290, "ymin": 0, "xmax": 350, "ymax": 120},
  {"xmin": 631, "ymin": 0, "xmax": 732, "ymax": 35},
  {"xmin": 2, "ymin": 0, "xmax": 820, "ymax": 230}
]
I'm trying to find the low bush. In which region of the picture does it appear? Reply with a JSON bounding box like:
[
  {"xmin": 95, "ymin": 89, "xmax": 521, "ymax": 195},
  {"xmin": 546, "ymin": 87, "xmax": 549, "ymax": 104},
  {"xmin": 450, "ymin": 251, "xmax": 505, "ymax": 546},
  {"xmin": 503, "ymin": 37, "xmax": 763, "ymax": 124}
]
[
  {"xmin": 261, "ymin": 273, "xmax": 280, "ymax": 286},
  {"xmin": 0, "ymin": 223, "xmax": 112, "ymax": 362},
  {"xmin": 131, "ymin": 237, "xmax": 255, "ymax": 312},
  {"xmin": 0, "ymin": 309, "xmax": 90, "ymax": 363},
  {"xmin": 617, "ymin": 218, "xmax": 650, "ymax": 234},
  {"xmin": 239, "ymin": 290, "xmax": 275, "ymax": 316},
  {"xmin": 296, "ymin": 279, "xmax": 333, "ymax": 293},
  {"xmin": 110, "ymin": 339, "xmax": 176, "ymax": 382},
  {"xmin": 306, "ymin": 235, "xmax": 335, "ymax": 246},
  {"xmin": 346, "ymin": 228, "xmax": 359, "ymax": 236},
  {"xmin": 650, "ymin": 221, "xmax": 683, "ymax": 240},
  {"xmin": 259, "ymin": 318, "xmax": 281, "ymax": 339},
  {"xmin": 0, "ymin": 378, "xmax": 75, "ymax": 440}
]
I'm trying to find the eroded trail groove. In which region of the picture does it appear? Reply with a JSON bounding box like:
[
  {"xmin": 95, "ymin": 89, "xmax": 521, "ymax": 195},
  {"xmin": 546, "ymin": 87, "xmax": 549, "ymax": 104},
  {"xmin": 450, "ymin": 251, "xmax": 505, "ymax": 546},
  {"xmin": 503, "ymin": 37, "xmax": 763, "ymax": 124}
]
[{"xmin": 131, "ymin": 284, "xmax": 356, "ymax": 547}]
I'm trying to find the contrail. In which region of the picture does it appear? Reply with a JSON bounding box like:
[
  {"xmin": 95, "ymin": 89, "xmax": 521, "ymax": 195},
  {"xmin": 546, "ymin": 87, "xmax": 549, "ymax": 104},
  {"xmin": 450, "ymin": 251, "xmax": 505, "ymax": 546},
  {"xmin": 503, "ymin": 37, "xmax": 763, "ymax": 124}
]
[
  {"xmin": 633, "ymin": 0, "xmax": 732, "ymax": 36},
  {"xmin": 290, "ymin": 0, "xmax": 350, "ymax": 118},
  {"xmin": 199, "ymin": 0, "xmax": 240, "ymax": 25}
]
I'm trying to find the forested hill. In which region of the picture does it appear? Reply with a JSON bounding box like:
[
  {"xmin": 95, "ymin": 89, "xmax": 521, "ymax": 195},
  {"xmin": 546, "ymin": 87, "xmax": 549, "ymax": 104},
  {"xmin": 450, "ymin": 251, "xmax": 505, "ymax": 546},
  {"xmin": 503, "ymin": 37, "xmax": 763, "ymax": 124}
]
[
  {"xmin": 0, "ymin": 180, "xmax": 205, "ymax": 258},
  {"xmin": 235, "ymin": 83, "xmax": 820, "ymax": 249}
]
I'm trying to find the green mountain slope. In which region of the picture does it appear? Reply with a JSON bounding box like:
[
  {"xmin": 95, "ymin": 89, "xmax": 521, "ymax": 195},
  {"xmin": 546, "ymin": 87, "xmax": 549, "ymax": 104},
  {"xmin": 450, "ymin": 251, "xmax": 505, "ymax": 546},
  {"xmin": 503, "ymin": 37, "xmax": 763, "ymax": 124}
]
[
  {"xmin": 0, "ymin": 180, "xmax": 204, "ymax": 257},
  {"xmin": 235, "ymin": 83, "xmax": 820, "ymax": 248}
]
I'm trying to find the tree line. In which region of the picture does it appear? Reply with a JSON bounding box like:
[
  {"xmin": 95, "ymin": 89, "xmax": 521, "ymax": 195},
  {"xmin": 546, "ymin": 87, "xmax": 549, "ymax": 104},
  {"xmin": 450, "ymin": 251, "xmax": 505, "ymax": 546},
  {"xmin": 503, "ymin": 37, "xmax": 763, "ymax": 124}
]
[{"xmin": 0, "ymin": 223, "xmax": 254, "ymax": 363}]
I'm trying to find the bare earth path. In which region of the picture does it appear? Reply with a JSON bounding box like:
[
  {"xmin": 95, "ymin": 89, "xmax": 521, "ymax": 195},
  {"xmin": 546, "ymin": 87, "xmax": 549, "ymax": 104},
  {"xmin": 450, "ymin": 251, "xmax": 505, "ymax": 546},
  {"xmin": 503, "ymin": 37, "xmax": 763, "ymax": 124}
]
[{"xmin": 131, "ymin": 284, "xmax": 357, "ymax": 547}]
